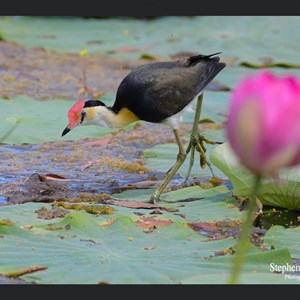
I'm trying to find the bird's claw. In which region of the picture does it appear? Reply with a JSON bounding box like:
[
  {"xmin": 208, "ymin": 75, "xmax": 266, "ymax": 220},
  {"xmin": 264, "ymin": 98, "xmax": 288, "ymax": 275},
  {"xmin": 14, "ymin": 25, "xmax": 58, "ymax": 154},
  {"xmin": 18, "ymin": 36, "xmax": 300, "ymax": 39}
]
[
  {"xmin": 198, "ymin": 134, "xmax": 223, "ymax": 145},
  {"xmin": 185, "ymin": 132, "xmax": 216, "ymax": 181}
]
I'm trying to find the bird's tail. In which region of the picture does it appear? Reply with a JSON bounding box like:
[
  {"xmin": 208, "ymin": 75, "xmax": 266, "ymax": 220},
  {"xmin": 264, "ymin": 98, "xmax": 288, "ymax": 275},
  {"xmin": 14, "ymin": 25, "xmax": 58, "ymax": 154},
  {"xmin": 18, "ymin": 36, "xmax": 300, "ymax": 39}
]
[
  {"xmin": 187, "ymin": 52, "xmax": 222, "ymax": 66},
  {"xmin": 188, "ymin": 52, "xmax": 226, "ymax": 94}
]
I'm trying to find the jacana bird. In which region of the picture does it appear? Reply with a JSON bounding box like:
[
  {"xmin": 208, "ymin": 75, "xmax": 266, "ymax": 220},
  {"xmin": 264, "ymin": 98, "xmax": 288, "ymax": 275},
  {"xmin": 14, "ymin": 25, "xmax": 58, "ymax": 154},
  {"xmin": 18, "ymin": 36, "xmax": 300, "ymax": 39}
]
[{"xmin": 62, "ymin": 52, "xmax": 226, "ymax": 204}]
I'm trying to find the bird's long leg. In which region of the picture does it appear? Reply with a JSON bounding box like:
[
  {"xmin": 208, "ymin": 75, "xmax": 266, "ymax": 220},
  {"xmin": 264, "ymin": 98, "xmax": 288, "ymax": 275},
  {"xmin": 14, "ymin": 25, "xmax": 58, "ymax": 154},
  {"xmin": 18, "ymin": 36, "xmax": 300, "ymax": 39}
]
[
  {"xmin": 185, "ymin": 93, "xmax": 218, "ymax": 181},
  {"xmin": 150, "ymin": 129, "xmax": 186, "ymax": 204}
]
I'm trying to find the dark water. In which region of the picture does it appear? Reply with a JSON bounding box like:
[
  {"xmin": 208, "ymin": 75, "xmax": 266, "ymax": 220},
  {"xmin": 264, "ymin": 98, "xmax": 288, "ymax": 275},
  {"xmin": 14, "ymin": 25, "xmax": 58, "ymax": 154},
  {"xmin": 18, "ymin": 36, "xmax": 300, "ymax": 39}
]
[{"xmin": 255, "ymin": 206, "xmax": 300, "ymax": 229}]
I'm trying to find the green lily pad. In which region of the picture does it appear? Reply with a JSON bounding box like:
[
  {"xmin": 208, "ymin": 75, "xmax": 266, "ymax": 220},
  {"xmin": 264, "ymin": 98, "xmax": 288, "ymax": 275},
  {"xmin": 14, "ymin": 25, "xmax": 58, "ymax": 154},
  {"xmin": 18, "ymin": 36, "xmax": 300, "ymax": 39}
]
[
  {"xmin": 0, "ymin": 209, "xmax": 232, "ymax": 284},
  {"xmin": 182, "ymin": 247, "xmax": 293, "ymax": 284},
  {"xmin": 1, "ymin": 16, "xmax": 300, "ymax": 65},
  {"xmin": 1, "ymin": 15, "xmax": 300, "ymax": 285},
  {"xmin": 240, "ymin": 61, "xmax": 300, "ymax": 69},
  {"xmin": 0, "ymin": 205, "xmax": 295, "ymax": 284},
  {"xmin": 113, "ymin": 185, "xmax": 239, "ymax": 223},
  {"xmin": 210, "ymin": 142, "xmax": 300, "ymax": 210},
  {"xmin": 264, "ymin": 225, "xmax": 300, "ymax": 258},
  {"xmin": 0, "ymin": 95, "xmax": 117, "ymax": 144}
]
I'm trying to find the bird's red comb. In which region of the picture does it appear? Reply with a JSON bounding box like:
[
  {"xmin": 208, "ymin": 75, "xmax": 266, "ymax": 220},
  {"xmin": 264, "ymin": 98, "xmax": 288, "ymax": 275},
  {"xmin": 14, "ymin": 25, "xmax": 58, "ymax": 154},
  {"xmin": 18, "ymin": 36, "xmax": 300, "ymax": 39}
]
[{"xmin": 68, "ymin": 99, "xmax": 85, "ymax": 125}]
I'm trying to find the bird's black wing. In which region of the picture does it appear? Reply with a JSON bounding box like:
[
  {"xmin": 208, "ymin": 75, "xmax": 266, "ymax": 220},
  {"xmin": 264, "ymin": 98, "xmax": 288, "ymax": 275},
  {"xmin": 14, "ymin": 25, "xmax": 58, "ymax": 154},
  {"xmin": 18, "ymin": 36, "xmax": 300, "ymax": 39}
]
[
  {"xmin": 112, "ymin": 56, "xmax": 225, "ymax": 123},
  {"xmin": 141, "ymin": 67, "xmax": 201, "ymax": 121}
]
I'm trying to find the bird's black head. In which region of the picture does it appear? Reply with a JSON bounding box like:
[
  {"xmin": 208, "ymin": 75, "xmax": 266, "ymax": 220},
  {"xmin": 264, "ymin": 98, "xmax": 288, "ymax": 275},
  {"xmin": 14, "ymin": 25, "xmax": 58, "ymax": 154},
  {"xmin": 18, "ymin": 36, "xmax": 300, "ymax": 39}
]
[{"xmin": 83, "ymin": 100, "xmax": 106, "ymax": 108}]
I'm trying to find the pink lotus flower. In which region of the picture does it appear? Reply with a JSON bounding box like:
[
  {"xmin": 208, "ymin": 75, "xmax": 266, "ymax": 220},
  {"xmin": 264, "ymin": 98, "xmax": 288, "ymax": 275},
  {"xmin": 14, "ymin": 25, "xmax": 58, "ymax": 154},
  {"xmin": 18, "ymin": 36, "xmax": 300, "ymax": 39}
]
[{"xmin": 226, "ymin": 71, "xmax": 300, "ymax": 175}]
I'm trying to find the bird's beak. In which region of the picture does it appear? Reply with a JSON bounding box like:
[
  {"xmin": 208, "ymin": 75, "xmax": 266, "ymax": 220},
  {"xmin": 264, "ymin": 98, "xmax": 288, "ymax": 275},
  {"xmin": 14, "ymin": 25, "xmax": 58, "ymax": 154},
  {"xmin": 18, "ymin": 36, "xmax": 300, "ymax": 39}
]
[
  {"xmin": 62, "ymin": 120, "xmax": 81, "ymax": 137},
  {"xmin": 62, "ymin": 126, "xmax": 71, "ymax": 137}
]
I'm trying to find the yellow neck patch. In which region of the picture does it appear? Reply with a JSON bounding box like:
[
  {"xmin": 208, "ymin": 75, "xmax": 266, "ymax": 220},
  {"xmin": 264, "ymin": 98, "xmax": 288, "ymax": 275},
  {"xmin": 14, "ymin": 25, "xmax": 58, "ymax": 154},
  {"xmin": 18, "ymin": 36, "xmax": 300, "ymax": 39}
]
[{"xmin": 113, "ymin": 107, "xmax": 140, "ymax": 127}]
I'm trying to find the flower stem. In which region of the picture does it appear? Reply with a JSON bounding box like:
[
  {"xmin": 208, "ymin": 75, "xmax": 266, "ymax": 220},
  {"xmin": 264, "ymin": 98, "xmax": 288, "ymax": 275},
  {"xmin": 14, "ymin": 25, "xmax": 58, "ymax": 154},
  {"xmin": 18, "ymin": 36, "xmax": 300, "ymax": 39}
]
[{"xmin": 228, "ymin": 174, "xmax": 262, "ymax": 284}]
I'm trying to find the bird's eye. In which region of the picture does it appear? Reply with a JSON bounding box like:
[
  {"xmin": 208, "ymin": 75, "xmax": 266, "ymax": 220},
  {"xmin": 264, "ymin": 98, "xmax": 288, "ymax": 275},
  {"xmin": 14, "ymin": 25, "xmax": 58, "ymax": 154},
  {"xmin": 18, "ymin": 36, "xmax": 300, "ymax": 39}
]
[{"xmin": 80, "ymin": 110, "xmax": 87, "ymax": 123}]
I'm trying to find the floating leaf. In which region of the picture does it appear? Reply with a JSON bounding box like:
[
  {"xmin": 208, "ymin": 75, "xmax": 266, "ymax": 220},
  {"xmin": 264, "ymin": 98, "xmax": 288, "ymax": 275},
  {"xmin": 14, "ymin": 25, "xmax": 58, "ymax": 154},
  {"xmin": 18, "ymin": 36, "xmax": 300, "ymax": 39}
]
[
  {"xmin": 181, "ymin": 248, "xmax": 293, "ymax": 284},
  {"xmin": 55, "ymin": 203, "xmax": 115, "ymax": 216},
  {"xmin": 188, "ymin": 219, "xmax": 241, "ymax": 240},
  {"xmin": 0, "ymin": 210, "xmax": 294, "ymax": 284},
  {"xmin": 210, "ymin": 142, "xmax": 300, "ymax": 209},
  {"xmin": 136, "ymin": 216, "xmax": 173, "ymax": 229},
  {"xmin": 139, "ymin": 53, "xmax": 157, "ymax": 60},
  {"xmin": 264, "ymin": 225, "xmax": 300, "ymax": 258},
  {"xmin": 240, "ymin": 61, "xmax": 300, "ymax": 69},
  {"xmin": 109, "ymin": 200, "xmax": 162, "ymax": 209},
  {"xmin": 0, "ymin": 96, "xmax": 113, "ymax": 144}
]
